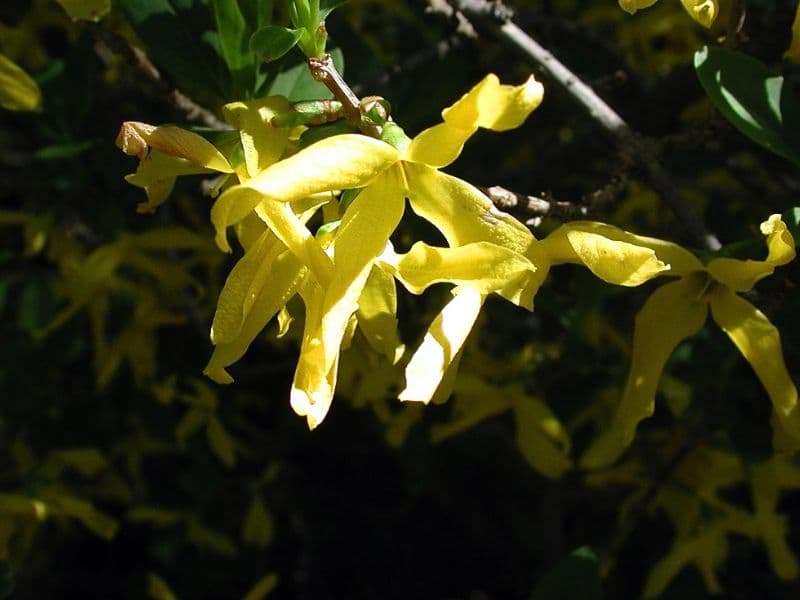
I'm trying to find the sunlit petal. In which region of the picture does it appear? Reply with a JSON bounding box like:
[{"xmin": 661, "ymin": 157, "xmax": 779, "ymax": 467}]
[
  {"xmin": 541, "ymin": 225, "xmax": 670, "ymax": 286},
  {"xmin": 116, "ymin": 122, "xmax": 232, "ymax": 172},
  {"xmin": 581, "ymin": 276, "xmax": 708, "ymax": 468},
  {"xmin": 223, "ymin": 97, "xmax": 291, "ymax": 177},
  {"xmin": 680, "ymin": 0, "xmax": 719, "ymax": 27},
  {"xmin": 542, "ymin": 221, "xmax": 702, "ymax": 277},
  {"xmin": 399, "ymin": 286, "xmax": 485, "ymax": 403},
  {"xmin": 204, "ymin": 250, "xmax": 306, "ymax": 383},
  {"xmin": 210, "ymin": 134, "xmax": 398, "ymax": 245},
  {"xmin": 709, "ymin": 287, "xmax": 800, "ymax": 447},
  {"xmin": 618, "ymin": 0, "xmax": 658, "ymax": 15},
  {"xmin": 357, "ymin": 264, "xmax": 405, "ymax": 363},
  {"xmin": 708, "ymin": 215, "xmax": 796, "ymax": 292},
  {"xmin": 388, "ymin": 241, "xmax": 538, "ymax": 307}
]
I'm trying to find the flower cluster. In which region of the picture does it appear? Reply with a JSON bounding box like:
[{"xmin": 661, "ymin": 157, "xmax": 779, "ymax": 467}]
[{"xmin": 118, "ymin": 73, "xmax": 796, "ymax": 464}]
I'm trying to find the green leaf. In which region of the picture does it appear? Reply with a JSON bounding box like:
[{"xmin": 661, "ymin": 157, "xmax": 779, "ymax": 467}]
[
  {"xmin": 239, "ymin": 0, "xmax": 273, "ymax": 32},
  {"xmin": 34, "ymin": 140, "xmax": 95, "ymax": 160},
  {"xmin": 55, "ymin": 0, "xmax": 111, "ymax": 21},
  {"xmin": 319, "ymin": 0, "xmax": 349, "ymax": 20},
  {"xmin": 210, "ymin": 0, "xmax": 250, "ymax": 70},
  {"xmin": 249, "ymin": 26, "xmax": 303, "ymax": 62},
  {"xmin": 265, "ymin": 46, "xmax": 343, "ymax": 101},
  {"xmin": 694, "ymin": 45, "xmax": 800, "ymax": 164},
  {"xmin": 531, "ymin": 546, "xmax": 602, "ymax": 600}
]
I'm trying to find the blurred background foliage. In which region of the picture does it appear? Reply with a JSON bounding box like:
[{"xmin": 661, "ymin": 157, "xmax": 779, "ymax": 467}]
[{"xmin": 1, "ymin": 0, "xmax": 799, "ymax": 598}]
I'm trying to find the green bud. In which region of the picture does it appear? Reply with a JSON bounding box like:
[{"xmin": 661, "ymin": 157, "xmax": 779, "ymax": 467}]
[{"xmin": 379, "ymin": 122, "xmax": 411, "ymax": 153}]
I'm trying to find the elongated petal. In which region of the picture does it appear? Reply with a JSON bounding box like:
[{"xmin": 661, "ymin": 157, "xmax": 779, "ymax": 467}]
[
  {"xmin": 541, "ymin": 226, "xmax": 670, "ymax": 286},
  {"xmin": 223, "ymin": 97, "xmax": 290, "ymax": 177},
  {"xmin": 709, "ymin": 287, "xmax": 800, "ymax": 447},
  {"xmin": 581, "ymin": 276, "xmax": 708, "ymax": 468},
  {"xmin": 406, "ymin": 164, "xmax": 535, "ymax": 254},
  {"xmin": 211, "ymin": 134, "xmax": 398, "ymax": 245},
  {"xmin": 210, "ymin": 228, "xmax": 284, "ymax": 344},
  {"xmin": 125, "ymin": 150, "xmax": 213, "ymax": 213},
  {"xmin": 542, "ymin": 220, "xmax": 702, "ymax": 277},
  {"xmin": 356, "ymin": 264, "xmax": 404, "ymax": 364},
  {"xmin": 290, "ymin": 281, "xmax": 337, "ymax": 429},
  {"xmin": 388, "ymin": 241, "xmax": 538, "ymax": 308},
  {"xmin": 204, "ymin": 251, "xmax": 306, "ymax": 383},
  {"xmin": 0, "ymin": 53, "xmax": 41, "ymax": 111},
  {"xmin": 707, "ymin": 215, "xmax": 796, "ymax": 292},
  {"xmin": 399, "ymin": 287, "xmax": 485, "ymax": 403},
  {"xmin": 116, "ymin": 122, "xmax": 232, "ymax": 172},
  {"xmin": 514, "ymin": 393, "xmax": 573, "ymax": 479},
  {"xmin": 680, "ymin": 0, "xmax": 718, "ymax": 27},
  {"xmin": 253, "ymin": 199, "xmax": 333, "ymax": 286},
  {"xmin": 405, "ymin": 74, "xmax": 543, "ymax": 167}
]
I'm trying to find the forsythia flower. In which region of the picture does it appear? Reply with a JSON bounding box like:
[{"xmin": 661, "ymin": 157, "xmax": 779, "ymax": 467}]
[
  {"xmin": 0, "ymin": 52, "xmax": 42, "ymax": 111},
  {"xmin": 580, "ymin": 216, "xmax": 799, "ymax": 468},
  {"xmin": 618, "ymin": 0, "xmax": 719, "ymax": 28}
]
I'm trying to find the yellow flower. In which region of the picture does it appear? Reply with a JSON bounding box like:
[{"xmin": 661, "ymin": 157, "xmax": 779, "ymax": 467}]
[
  {"xmin": 0, "ymin": 52, "xmax": 42, "ymax": 112},
  {"xmin": 786, "ymin": 4, "xmax": 800, "ymax": 63},
  {"xmin": 204, "ymin": 74, "xmax": 674, "ymax": 428},
  {"xmin": 580, "ymin": 215, "xmax": 798, "ymax": 468},
  {"xmin": 618, "ymin": 0, "xmax": 719, "ymax": 28}
]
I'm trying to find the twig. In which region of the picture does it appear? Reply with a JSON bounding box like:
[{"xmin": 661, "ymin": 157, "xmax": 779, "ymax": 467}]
[
  {"xmin": 722, "ymin": 0, "xmax": 747, "ymax": 48},
  {"xmin": 86, "ymin": 22, "xmax": 229, "ymax": 130},
  {"xmin": 428, "ymin": 0, "xmax": 722, "ymax": 251},
  {"xmin": 481, "ymin": 185, "xmax": 589, "ymax": 226}
]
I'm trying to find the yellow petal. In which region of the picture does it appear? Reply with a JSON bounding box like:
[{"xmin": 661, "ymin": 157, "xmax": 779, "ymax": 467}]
[
  {"xmin": 542, "ymin": 226, "xmax": 670, "ymax": 286},
  {"xmin": 125, "ymin": 150, "xmax": 212, "ymax": 213},
  {"xmin": 210, "ymin": 228, "xmax": 284, "ymax": 345},
  {"xmin": 442, "ymin": 73, "xmax": 544, "ymax": 132},
  {"xmin": 581, "ymin": 276, "xmax": 708, "ymax": 468},
  {"xmin": 405, "ymin": 164, "xmax": 536, "ymax": 255},
  {"xmin": 222, "ymin": 97, "xmax": 291, "ymax": 177},
  {"xmin": 430, "ymin": 374, "xmax": 515, "ymax": 441},
  {"xmin": 707, "ymin": 215, "xmax": 796, "ymax": 292},
  {"xmin": 786, "ymin": 4, "xmax": 800, "ymax": 63},
  {"xmin": 405, "ymin": 74, "xmax": 543, "ymax": 167},
  {"xmin": 542, "ymin": 220, "xmax": 702, "ymax": 277},
  {"xmin": 388, "ymin": 241, "xmax": 538, "ymax": 308},
  {"xmin": 514, "ymin": 394, "xmax": 573, "ymax": 479},
  {"xmin": 210, "ymin": 134, "xmax": 398, "ymax": 246},
  {"xmin": 0, "ymin": 53, "xmax": 42, "ymax": 112},
  {"xmin": 618, "ymin": 0, "xmax": 658, "ymax": 15},
  {"xmin": 204, "ymin": 251, "xmax": 306, "ymax": 383},
  {"xmin": 290, "ymin": 281, "xmax": 337, "ymax": 429},
  {"xmin": 116, "ymin": 122, "xmax": 233, "ymax": 172},
  {"xmin": 356, "ymin": 264, "xmax": 404, "ymax": 364},
  {"xmin": 680, "ymin": 0, "xmax": 719, "ymax": 27},
  {"xmin": 399, "ymin": 287, "xmax": 485, "ymax": 403},
  {"xmin": 253, "ymin": 199, "xmax": 333, "ymax": 286},
  {"xmin": 317, "ymin": 168, "xmax": 405, "ymax": 374},
  {"xmin": 709, "ymin": 287, "xmax": 800, "ymax": 445}
]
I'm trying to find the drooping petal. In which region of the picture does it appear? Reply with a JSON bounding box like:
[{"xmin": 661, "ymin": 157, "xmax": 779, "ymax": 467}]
[
  {"xmin": 0, "ymin": 53, "xmax": 41, "ymax": 112},
  {"xmin": 204, "ymin": 250, "xmax": 306, "ymax": 383},
  {"xmin": 709, "ymin": 287, "xmax": 800, "ymax": 448},
  {"xmin": 680, "ymin": 0, "xmax": 719, "ymax": 27},
  {"xmin": 541, "ymin": 224, "xmax": 671, "ymax": 286},
  {"xmin": 356, "ymin": 264, "xmax": 405, "ymax": 364},
  {"xmin": 116, "ymin": 122, "xmax": 233, "ymax": 172},
  {"xmin": 405, "ymin": 164, "xmax": 536, "ymax": 255},
  {"xmin": 405, "ymin": 74, "xmax": 543, "ymax": 167},
  {"xmin": 541, "ymin": 220, "xmax": 702, "ymax": 278},
  {"xmin": 399, "ymin": 286, "xmax": 485, "ymax": 403},
  {"xmin": 514, "ymin": 393, "xmax": 573, "ymax": 479},
  {"xmin": 222, "ymin": 97, "xmax": 291, "ymax": 177},
  {"xmin": 290, "ymin": 281, "xmax": 338, "ymax": 429},
  {"xmin": 253, "ymin": 199, "xmax": 333, "ymax": 286},
  {"xmin": 125, "ymin": 151, "xmax": 215, "ymax": 214},
  {"xmin": 210, "ymin": 228, "xmax": 284, "ymax": 345},
  {"xmin": 210, "ymin": 134, "xmax": 398, "ymax": 247},
  {"xmin": 707, "ymin": 215, "xmax": 796, "ymax": 292},
  {"xmin": 581, "ymin": 276, "xmax": 708, "ymax": 468},
  {"xmin": 388, "ymin": 241, "xmax": 538, "ymax": 308}
]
